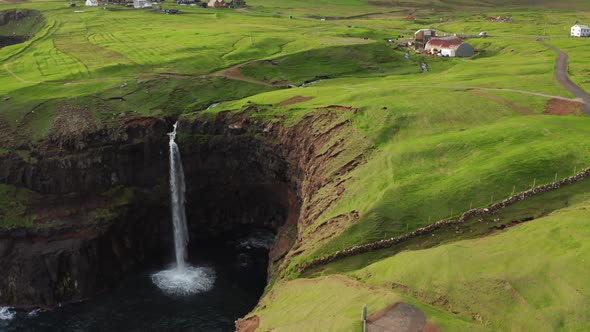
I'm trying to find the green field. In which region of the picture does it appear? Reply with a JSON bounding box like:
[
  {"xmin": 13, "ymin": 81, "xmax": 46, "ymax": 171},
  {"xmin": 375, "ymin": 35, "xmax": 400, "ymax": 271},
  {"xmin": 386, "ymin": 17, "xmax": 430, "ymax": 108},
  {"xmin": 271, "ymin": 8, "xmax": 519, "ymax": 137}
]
[
  {"xmin": 2, "ymin": 0, "xmax": 590, "ymax": 330},
  {"xmin": 351, "ymin": 196, "xmax": 590, "ymax": 331}
]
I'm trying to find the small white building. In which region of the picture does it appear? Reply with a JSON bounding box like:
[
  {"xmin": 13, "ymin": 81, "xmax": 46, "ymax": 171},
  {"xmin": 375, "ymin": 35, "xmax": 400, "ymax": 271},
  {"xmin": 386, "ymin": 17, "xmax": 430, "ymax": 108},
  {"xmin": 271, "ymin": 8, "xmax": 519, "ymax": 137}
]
[
  {"xmin": 571, "ymin": 24, "xmax": 590, "ymax": 37},
  {"xmin": 133, "ymin": 0, "xmax": 152, "ymax": 8},
  {"xmin": 85, "ymin": 0, "xmax": 98, "ymax": 6},
  {"xmin": 425, "ymin": 38, "xmax": 475, "ymax": 57}
]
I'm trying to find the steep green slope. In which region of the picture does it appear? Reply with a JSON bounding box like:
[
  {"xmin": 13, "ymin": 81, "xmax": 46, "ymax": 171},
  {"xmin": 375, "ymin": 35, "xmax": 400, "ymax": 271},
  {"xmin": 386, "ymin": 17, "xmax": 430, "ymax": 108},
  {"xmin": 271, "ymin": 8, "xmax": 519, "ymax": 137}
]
[
  {"xmin": 209, "ymin": 70, "xmax": 589, "ymax": 276},
  {"xmin": 0, "ymin": 9, "xmax": 44, "ymax": 38},
  {"xmin": 352, "ymin": 196, "xmax": 590, "ymax": 331},
  {"xmin": 249, "ymin": 173, "xmax": 590, "ymax": 330},
  {"xmin": 1, "ymin": 0, "xmax": 590, "ymax": 330}
]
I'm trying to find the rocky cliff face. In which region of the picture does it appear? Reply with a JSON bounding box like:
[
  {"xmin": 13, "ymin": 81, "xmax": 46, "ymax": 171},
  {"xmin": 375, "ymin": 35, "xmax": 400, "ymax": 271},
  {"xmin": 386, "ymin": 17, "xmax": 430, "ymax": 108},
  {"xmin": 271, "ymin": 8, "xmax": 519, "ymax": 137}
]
[
  {"xmin": 180, "ymin": 124, "xmax": 291, "ymax": 238},
  {"xmin": 181, "ymin": 107, "xmax": 372, "ymax": 277},
  {"xmin": 0, "ymin": 9, "xmax": 45, "ymax": 48},
  {"xmin": 0, "ymin": 204, "xmax": 170, "ymax": 307},
  {"xmin": 0, "ymin": 117, "xmax": 168, "ymax": 195},
  {"xmin": 0, "ymin": 10, "xmax": 30, "ymax": 26},
  {"xmin": 0, "ymin": 116, "xmax": 171, "ymax": 307},
  {"xmin": 0, "ymin": 107, "xmax": 371, "ymax": 309}
]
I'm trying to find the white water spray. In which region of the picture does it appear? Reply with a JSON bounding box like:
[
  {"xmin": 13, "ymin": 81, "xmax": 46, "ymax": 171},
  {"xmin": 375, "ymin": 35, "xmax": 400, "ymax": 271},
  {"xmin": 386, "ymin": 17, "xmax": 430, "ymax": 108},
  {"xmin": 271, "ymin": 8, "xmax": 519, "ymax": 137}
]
[
  {"xmin": 168, "ymin": 122, "xmax": 189, "ymax": 271},
  {"xmin": 0, "ymin": 307, "xmax": 15, "ymax": 321},
  {"xmin": 151, "ymin": 122, "xmax": 215, "ymax": 296}
]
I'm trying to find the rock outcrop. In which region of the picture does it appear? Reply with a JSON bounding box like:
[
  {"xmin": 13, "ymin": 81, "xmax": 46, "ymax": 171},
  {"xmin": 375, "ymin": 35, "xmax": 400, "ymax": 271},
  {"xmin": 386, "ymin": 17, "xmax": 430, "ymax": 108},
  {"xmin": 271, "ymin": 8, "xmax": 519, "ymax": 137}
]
[
  {"xmin": 0, "ymin": 116, "xmax": 171, "ymax": 307},
  {"xmin": 181, "ymin": 107, "xmax": 372, "ymax": 277},
  {"xmin": 0, "ymin": 10, "xmax": 45, "ymax": 48},
  {"xmin": 0, "ymin": 107, "xmax": 371, "ymax": 309}
]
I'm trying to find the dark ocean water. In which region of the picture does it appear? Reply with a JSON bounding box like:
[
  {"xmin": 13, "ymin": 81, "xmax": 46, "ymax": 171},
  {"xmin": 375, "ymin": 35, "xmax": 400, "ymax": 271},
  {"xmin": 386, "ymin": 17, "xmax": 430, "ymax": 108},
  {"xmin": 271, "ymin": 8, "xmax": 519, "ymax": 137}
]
[{"xmin": 1, "ymin": 231, "xmax": 272, "ymax": 332}]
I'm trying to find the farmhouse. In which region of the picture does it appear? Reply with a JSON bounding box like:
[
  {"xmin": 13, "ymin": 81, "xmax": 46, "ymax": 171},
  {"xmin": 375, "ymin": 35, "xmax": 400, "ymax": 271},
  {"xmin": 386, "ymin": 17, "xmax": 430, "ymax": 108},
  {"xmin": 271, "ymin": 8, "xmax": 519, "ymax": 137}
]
[
  {"xmin": 571, "ymin": 24, "xmax": 590, "ymax": 37},
  {"xmin": 133, "ymin": 0, "xmax": 152, "ymax": 8},
  {"xmin": 425, "ymin": 37, "xmax": 475, "ymax": 57},
  {"xmin": 208, "ymin": 0, "xmax": 225, "ymax": 7},
  {"xmin": 85, "ymin": 0, "xmax": 98, "ymax": 6},
  {"xmin": 413, "ymin": 28, "xmax": 436, "ymax": 49}
]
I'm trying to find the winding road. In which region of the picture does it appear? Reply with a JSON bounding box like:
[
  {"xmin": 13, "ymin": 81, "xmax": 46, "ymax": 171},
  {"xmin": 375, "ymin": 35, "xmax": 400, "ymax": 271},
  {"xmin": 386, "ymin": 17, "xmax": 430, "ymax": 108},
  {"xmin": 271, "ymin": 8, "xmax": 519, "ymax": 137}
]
[{"xmin": 538, "ymin": 41, "xmax": 590, "ymax": 115}]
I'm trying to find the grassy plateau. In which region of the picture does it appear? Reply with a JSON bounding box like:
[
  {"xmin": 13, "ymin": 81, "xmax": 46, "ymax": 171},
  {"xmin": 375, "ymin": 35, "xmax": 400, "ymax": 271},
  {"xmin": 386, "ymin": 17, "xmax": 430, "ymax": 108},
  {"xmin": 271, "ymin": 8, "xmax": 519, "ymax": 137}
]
[{"xmin": 1, "ymin": 0, "xmax": 590, "ymax": 330}]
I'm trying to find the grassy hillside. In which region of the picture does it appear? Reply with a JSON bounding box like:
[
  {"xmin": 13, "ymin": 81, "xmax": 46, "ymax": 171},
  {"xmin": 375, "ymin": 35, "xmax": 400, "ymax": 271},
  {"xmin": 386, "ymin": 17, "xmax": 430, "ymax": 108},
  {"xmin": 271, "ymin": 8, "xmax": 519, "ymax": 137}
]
[
  {"xmin": 0, "ymin": 183, "xmax": 33, "ymax": 229},
  {"xmin": 240, "ymin": 42, "xmax": 418, "ymax": 86},
  {"xmin": 253, "ymin": 275, "xmax": 401, "ymax": 332},
  {"xmin": 0, "ymin": 9, "xmax": 45, "ymax": 37},
  {"xmin": 351, "ymin": 196, "xmax": 590, "ymax": 331},
  {"xmin": 1, "ymin": 0, "xmax": 590, "ymax": 330},
  {"xmin": 249, "ymin": 175, "xmax": 590, "ymax": 331}
]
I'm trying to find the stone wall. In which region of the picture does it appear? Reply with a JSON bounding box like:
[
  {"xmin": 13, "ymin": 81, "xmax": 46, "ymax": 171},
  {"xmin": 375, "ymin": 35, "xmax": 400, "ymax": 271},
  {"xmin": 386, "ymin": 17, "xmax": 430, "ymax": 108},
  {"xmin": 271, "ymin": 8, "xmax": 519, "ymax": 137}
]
[{"xmin": 301, "ymin": 167, "xmax": 590, "ymax": 271}]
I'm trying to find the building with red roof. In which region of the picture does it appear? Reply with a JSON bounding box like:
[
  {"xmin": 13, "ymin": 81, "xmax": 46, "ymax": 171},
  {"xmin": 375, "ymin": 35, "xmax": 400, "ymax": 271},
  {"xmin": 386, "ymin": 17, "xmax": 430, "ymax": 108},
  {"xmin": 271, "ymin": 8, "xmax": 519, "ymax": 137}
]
[{"xmin": 424, "ymin": 37, "xmax": 475, "ymax": 57}]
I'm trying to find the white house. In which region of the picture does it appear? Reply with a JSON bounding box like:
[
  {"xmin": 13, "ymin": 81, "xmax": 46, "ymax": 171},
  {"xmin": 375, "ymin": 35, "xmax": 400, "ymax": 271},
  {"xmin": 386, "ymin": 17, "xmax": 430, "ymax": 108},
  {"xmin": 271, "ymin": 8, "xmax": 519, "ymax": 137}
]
[
  {"xmin": 85, "ymin": 0, "xmax": 98, "ymax": 6},
  {"xmin": 571, "ymin": 24, "xmax": 590, "ymax": 37},
  {"xmin": 134, "ymin": 0, "xmax": 152, "ymax": 8},
  {"xmin": 425, "ymin": 38, "xmax": 475, "ymax": 57}
]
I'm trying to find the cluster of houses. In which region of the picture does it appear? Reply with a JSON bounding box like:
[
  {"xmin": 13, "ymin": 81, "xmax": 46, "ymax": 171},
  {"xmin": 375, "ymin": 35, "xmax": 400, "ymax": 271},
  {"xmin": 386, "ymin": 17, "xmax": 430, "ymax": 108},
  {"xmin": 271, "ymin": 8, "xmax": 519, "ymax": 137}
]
[
  {"xmin": 83, "ymin": 0, "xmax": 244, "ymax": 8},
  {"xmin": 409, "ymin": 23, "xmax": 589, "ymax": 57},
  {"xmin": 412, "ymin": 29, "xmax": 475, "ymax": 57},
  {"xmin": 84, "ymin": 0, "xmax": 154, "ymax": 8}
]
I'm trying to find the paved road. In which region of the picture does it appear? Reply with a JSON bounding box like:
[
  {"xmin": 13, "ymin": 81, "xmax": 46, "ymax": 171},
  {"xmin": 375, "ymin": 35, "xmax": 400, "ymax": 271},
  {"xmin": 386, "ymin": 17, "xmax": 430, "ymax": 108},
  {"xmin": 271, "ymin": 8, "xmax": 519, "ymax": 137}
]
[{"xmin": 538, "ymin": 41, "xmax": 590, "ymax": 115}]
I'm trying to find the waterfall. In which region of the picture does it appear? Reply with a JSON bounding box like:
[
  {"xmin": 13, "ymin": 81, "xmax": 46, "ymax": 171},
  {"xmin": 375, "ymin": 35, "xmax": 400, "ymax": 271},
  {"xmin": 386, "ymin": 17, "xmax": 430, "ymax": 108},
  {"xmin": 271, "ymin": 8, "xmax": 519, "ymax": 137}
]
[
  {"xmin": 0, "ymin": 307, "xmax": 16, "ymax": 321},
  {"xmin": 151, "ymin": 122, "xmax": 215, "ymax": 296},
  {"xmin": 168, "ymin": 122, "xmax": 189, "ymax": 271}
]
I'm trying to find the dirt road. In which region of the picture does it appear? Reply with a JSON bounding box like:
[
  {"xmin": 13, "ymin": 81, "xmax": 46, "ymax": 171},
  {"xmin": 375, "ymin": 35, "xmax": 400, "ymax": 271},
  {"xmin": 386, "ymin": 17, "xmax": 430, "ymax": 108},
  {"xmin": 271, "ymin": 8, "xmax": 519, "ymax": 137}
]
[{"xmin": 538, "ymin": 41, "xmax": 590, "ymax": 115}]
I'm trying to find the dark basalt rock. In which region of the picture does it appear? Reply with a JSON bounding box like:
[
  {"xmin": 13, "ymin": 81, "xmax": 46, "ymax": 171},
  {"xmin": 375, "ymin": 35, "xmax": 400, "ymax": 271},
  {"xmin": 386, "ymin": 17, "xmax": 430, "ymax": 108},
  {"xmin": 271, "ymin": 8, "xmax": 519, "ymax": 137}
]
[
  {"xmin": 0, "ymin": 113, "xmax": 297, "ymax": 307},
  {"xmin": 0, "ymin": 117, "xmax": 169, "ymax": 195},
  {"xmin": 0, "ymin": 117, "xmax": 173, "ymax": 307},
  {"xmin": 0, "ymin": 9, "xmax": 45, "ymax": 49},
  {"xmin": 0, "ymin": 36, "xmax": 27, "ymax": 48},
  {"xmin": 0, "ymin": 108, "xmax": 368, "ymax": 309},
  {"xmin": 0, "ymin": 10, "xmax": 28, "ymax": 26},
  {"xmin": 0, "ymin": 205, "xmax": 170, "ymax": 307}
]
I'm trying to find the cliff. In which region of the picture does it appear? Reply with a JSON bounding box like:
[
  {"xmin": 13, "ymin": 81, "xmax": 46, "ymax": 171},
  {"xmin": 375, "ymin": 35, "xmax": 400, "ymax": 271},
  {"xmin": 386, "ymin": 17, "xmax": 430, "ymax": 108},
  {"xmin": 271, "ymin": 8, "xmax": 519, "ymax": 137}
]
[{"xmin": 0, "ymin": 106, "xmax": 371, "ymax": 309}]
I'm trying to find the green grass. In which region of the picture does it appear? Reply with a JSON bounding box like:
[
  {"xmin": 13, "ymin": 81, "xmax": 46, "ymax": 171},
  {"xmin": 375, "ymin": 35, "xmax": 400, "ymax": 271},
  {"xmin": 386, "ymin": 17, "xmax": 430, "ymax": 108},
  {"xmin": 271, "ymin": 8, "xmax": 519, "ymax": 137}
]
[
  {"xmin": 253, "ymin": 275, "xmax": 400, "ymax": 332},
  {"xmin": 350, "ymin": 196, "xmax": 590, "ymax": 331},
  {"xmin": 253, "ymin": 275, "xmax": 481, "ymax": 331},
  {"xmin": 2, "ymin": 0, "xmax": 590, "ymax": 330},
  {"xmin": 252, "ymin": 174, "xmax": 590, "ymax": 331},
  {"xmin": 96, "ymin": 76, "xmax": 277, "ymax": 117},
  {"xmin": 305, "ymin": 115, "xmax": 590, "ymax": 264},
  {"xmin": 0, "ymin": 184, "xmax": 33, "ymax": 228},
  {"xmin": 0, "ymin": 75, "xmax": 276, "ymax": 148},
  {"xmin": 548, "ymin": 37, "xmax": 590, "ymax": 93},
  {"xmin": 0, "ymin": 9, "xmax": 45, "ymax": 37},
  {"xmin": 206, "ymin": 76, "xmax": 590, "ymax": 277},
  {"xmin": 240, "ymin": 42, "xmax": 421, "ymax": 86},
  {"xmin": 478, "ymin": 90, "xmax": 554, "ymax": 114},
  {"xmin": 305, "ymin": 171, "xmax": 590, "ymax": 276}
]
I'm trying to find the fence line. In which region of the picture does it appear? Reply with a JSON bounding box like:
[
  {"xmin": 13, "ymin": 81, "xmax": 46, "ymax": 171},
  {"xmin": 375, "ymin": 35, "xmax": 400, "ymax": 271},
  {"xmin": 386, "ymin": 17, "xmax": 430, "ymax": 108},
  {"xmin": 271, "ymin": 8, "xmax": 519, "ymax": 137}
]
[{"xmin": 300, "ymin": 167, "xmax": 590, "ymax": 272}]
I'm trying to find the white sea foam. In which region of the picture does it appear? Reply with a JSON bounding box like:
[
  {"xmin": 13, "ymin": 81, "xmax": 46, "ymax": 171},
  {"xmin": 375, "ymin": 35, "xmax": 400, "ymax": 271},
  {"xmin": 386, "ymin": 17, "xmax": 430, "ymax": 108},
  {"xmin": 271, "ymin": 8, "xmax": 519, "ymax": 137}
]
[
  {"xmin": 151, "ymin": 265, "xmax": 215, "ymax": 296},
  {"xmin": 237, "ymin": 231, "xmax": 275, "ymax": 250},
  {"xmin": 27, "ymin": 308, "xmax": 41, "ymax": 317},
  {"xmin": 0, "ymin": 307, "xmax": 15, "ymax": 321}
]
